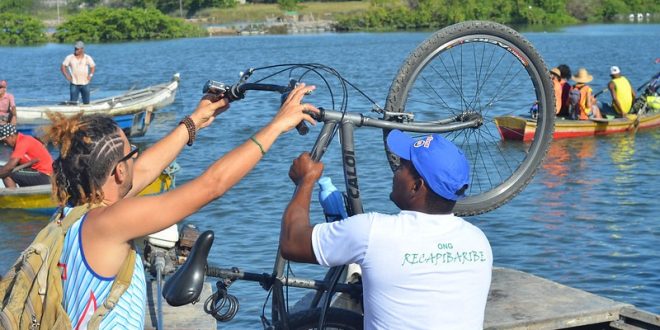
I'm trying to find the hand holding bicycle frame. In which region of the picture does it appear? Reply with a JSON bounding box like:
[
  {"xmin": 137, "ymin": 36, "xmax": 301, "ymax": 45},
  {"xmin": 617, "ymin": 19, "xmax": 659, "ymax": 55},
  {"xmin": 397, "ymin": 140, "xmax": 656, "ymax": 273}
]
[{"xmin": 288, "ymin": 152, "xmax": 324, "ymax": 187}]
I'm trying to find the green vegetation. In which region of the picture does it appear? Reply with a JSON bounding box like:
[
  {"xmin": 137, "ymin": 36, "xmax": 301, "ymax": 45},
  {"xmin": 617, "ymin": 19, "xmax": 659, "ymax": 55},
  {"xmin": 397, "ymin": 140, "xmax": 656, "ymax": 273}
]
[
  {"xmin": 0, "ymin": 13, "xmax": 47, "ymax": 45},
  {"xmin": 0, "ymin": 0, "xmax": 658, "ymax": 45},
  {"xmin": 334, "ymin": 0, "xmax": 659, "ymax": 31},
  {"xmin": 195, "ymin": 1, "xmax": 369, "ymax": 23},
  {"xmin": 126, "ymin": 0, "xmax": 237, "ymax": 17},
  {"xmin": 53, "ymin": 7, "xmax": 205, "ymax": 43}
]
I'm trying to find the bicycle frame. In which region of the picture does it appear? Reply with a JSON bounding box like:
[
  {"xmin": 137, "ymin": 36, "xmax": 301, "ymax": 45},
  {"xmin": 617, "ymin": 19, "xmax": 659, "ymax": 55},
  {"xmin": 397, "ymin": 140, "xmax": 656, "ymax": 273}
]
[
  {"xmin": 172, "ymin": 20, "xmax": 557, "ymax": 328},
  {"xmin": 205, "ymin": 105, "xmax": 482, "ymax": 328}
]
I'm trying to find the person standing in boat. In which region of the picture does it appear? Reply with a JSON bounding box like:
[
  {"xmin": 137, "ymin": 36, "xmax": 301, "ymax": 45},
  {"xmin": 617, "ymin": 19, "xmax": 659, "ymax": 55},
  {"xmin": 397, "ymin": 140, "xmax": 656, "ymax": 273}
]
[
  {"xmin": 570, "ymin": 68, "xmax": 603, "ymax": 120},
  {"xmin": 61, "ymin": 41, "xmax": 96, "ymax": 105},
  {"xmin": 280, "ymin": 131, "xmax": 492, "ymax": 329},
  {"xmin": 603, "ymin": 66, "xmax": 636, "ymax": 117},
  {"xmin": 0, "ymin": 80, "xmax": 17, "ymax": 125},
  {"xmin": 42, "ymin": 84, "xmax": 317, "ymax": 329},
  {"xmin": 0, "ymin": 124, "xmax": 53, "ymax": 188}
]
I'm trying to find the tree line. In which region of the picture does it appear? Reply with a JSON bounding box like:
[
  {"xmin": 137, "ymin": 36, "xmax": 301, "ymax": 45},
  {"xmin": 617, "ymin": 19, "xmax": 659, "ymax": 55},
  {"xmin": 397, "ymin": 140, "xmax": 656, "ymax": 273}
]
[
  {"xmin": 0, "ymin": 0, "xmax": 657, "ymax": 45},
  {"xmin": 0, "ymin": 7, "xmax": 205, "ymax": 45},
  {"xmin": 334, "ymin": 0, "xmax": 659, "ymax": 30}
]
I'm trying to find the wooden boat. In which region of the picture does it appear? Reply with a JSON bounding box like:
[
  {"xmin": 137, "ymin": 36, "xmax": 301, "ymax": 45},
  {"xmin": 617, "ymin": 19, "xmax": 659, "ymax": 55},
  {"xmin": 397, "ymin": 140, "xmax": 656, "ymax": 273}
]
[
  {"xmin": 16, "ymin": 73, "xmax": 180, "ymax": 137},
  {"xmin": 0, "ymin": 163, "xmax": 179, "ymax": 214},
  {"xmin": 495, "ymin": 111, "xmax": 660, "ymax": 141}
]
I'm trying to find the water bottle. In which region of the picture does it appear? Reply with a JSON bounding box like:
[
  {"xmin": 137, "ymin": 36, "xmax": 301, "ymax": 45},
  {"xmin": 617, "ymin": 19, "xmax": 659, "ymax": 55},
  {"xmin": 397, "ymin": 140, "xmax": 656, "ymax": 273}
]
[{"xmin": 318, "ymin": 177, "xmax": 348, "ymax": 222}]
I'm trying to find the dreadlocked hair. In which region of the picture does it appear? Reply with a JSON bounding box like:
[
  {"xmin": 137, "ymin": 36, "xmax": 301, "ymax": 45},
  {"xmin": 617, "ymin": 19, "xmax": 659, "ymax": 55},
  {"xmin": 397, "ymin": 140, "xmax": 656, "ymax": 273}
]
[{"xmin": 43, "ymin": 112, "xmax": 126, "ymax": 207}]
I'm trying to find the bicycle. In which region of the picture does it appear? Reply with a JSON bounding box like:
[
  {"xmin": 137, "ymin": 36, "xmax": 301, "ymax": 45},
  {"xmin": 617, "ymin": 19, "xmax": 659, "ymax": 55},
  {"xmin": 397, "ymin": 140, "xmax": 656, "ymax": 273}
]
[{"xmin": 162, "ymin": 21, "xmax": 555, "ymax": 329}]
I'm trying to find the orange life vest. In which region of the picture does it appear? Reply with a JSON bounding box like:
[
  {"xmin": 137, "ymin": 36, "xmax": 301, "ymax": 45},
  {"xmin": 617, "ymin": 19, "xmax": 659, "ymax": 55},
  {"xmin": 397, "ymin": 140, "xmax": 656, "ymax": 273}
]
[{"xmin": 574, "ymin": 84, "xmax": 594, "ymax": 120}]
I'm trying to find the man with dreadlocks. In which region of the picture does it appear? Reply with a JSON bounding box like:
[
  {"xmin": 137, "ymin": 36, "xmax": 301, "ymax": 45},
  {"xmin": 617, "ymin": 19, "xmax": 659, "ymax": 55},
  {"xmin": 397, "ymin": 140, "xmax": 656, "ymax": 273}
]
[{"xmin": 42, "ymin": 83, "xmax": 318, "ymax": 329}]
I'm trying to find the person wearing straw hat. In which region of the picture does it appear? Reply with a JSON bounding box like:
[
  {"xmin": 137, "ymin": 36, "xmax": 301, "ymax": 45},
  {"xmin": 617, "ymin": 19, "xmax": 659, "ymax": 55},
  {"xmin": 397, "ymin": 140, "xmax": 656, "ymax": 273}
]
[
  {"xmin": 0, "ymin": 123, "xmax": 53, "ymax": 188},
  {"xmin": 0, "ymin": 80, "xmax": 17, "ymax": 125},
  {"xmin": 570, "ymin": 68, "xmax": 602, "ymax": 120},
  {"xmin": 603, "ymin": 66, "xmax": 636, "ymax": 117},
  {"xmin": 61, "ymin": 41, "xmax": 96, "ymax": 104}
]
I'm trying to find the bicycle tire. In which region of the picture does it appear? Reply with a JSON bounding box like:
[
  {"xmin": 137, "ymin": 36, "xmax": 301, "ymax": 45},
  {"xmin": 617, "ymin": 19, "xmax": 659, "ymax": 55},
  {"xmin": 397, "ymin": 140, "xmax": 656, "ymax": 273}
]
[
  {"xmin": 384, "ymin": 20, "xmax": 554, "ymax": 216},
  {"xmin": 284, "ymin": 307, "xmax": 363, "ymax": 330}
]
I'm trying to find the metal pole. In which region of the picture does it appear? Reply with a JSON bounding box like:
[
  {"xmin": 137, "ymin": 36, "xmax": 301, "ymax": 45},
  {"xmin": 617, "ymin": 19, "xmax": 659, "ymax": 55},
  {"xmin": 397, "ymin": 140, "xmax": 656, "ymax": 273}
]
[
  {"xmin": 57, "ymin": 0, "xmax": 60, "ymax": 25},
  {"xmin": 179, "ymin": 0, "xmax": 184, "ymax": 18}
]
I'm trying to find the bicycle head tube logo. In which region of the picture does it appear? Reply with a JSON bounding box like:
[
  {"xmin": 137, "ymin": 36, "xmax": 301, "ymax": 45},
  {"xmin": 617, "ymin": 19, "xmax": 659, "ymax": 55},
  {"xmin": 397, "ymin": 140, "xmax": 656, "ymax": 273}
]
[{"xmin": 343, "ymin": 150, "xmax": 359, "ymax": 199}]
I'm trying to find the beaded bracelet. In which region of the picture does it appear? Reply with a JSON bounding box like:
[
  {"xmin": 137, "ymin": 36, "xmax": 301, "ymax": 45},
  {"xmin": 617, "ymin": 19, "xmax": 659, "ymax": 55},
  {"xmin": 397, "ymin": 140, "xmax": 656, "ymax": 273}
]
[
  {"xmin": 249, "ymin": 136, "xmax": 266, "ymax": 156},
  {"xmin": 179, "ymin": 116, "xmax": 196, "ymax": 146}
]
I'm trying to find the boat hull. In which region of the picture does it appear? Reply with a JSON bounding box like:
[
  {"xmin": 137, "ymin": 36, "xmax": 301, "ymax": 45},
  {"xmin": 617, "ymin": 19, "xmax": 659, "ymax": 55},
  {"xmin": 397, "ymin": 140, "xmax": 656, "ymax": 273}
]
[
  {"xmin": 0, "ymin": 172, "xmax": 175, "ymax": 214},
  {"xmin": 495, "ymin": 112, "xmax": 660, "ymax": 141},
  {"xmin": 15, "ymin": 74, "xmax": 179, "ymax": 137}
]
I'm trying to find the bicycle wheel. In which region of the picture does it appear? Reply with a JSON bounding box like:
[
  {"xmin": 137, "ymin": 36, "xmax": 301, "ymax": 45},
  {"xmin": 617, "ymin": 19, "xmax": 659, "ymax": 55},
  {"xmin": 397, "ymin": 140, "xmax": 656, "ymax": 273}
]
[
  {"xmin": 284, "ymin": 307, "xmax": 363, "ymax": 330},
  {"xmin": 384, "ymin": 20, "xmax": 554, "ymax": 216}
]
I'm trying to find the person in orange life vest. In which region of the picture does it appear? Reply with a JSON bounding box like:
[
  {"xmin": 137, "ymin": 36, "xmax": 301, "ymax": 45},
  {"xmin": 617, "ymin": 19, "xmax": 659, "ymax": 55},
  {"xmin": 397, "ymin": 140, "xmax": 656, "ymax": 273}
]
[
  {"xmin": 570, "ymin": 68, "xmax": 602, "ymax": 120},
  {"xmin": 0, "ymin": 80, "xmax": 17, "ymax": 125},
  {"xmin": 550, "ymin": 67, "xmax": 562, "ymax": 115},
  {"xmin": 0, "ymin": 124, "xmax": 53, "ymax": 188},
  {"xmin": 557, "ymin": 64, "xmax": 573, "ymax": 118},
  {"xmin": 603, "ymin": 66, "xmax": 636, "ymax": 117}
]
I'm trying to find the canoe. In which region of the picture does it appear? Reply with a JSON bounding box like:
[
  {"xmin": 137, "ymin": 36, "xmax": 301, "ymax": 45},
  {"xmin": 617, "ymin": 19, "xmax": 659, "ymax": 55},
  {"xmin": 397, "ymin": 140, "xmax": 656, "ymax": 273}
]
[
  {"xmin": 0, "ymin": 162, "xmax": 179, "ymax": 214},
  {"xmin": 495, "ymin": 111, "xmax": 660, "ymax": 141},
  {"xmin": 16, "ymin": 73, "xmax": 180, "ymax": 137}
]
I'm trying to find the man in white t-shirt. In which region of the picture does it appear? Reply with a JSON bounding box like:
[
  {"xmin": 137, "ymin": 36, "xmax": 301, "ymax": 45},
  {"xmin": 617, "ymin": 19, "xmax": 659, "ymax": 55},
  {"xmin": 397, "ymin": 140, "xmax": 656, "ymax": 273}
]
[
  {"xmin": 280, "ymin": 129, "xmax": 492, "ymax": 330},
  {"xmin": 61, "ymin": 40, "xmax": 96, "ymax": 104}
]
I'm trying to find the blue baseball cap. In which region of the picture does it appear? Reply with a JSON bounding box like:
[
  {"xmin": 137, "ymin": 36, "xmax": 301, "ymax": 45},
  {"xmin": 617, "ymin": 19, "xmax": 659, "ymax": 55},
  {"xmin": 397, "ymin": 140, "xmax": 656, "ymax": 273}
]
[{"xmin": 387, "ymin": 130, "xmax": 470, "ymax": 201}]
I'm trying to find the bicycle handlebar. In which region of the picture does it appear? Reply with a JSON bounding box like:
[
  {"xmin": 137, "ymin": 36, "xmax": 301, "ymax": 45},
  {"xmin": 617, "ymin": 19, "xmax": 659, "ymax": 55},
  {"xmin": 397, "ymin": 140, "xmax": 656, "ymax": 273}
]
[
  {"xmin": 204, "ymin": 79, "xmax": 310, "ymax": 135},
  {"xmin": 203, "ymin": 78, "xmax": 482, "ymax": 136}
]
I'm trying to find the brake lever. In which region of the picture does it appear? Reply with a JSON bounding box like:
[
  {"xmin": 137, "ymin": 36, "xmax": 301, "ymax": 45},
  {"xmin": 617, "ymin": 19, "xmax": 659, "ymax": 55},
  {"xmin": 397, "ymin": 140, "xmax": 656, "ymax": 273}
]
[{"xmin": 281, "ymin": 79, "xmax": 309, "ymax": 136}]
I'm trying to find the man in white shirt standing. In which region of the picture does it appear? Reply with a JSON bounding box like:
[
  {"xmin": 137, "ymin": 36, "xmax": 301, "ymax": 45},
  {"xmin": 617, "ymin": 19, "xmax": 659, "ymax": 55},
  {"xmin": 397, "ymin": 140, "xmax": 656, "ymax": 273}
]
[
  {"xmin": 280, "ymin": 129, "xmax": 493, "ymax": 330},
  {"xmin": 61, "ymin": 41, "xmax": 96, "ymax": 104}
]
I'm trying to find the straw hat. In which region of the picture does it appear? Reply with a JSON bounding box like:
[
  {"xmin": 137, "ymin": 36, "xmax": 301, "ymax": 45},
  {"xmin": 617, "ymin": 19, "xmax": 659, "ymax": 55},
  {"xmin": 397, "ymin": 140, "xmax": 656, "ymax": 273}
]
[
  {"xmin": 550, "ymin": 67, "xmax": 561, "ymax": 78},
  {"xmin": 571, "ymin": 68, "xmax": 593, "ymax": 84}
]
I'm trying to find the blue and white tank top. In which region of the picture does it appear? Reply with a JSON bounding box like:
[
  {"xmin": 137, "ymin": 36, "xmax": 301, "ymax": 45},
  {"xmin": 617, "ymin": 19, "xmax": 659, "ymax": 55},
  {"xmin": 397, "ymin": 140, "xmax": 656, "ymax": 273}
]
[{"xmin": 59, "ymin": 213, "xmax": 147, "ymax": 330}]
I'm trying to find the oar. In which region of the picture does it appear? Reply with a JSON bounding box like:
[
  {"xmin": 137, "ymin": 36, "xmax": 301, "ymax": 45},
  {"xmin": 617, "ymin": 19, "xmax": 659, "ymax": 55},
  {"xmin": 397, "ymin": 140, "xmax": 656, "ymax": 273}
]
[{"xmin": 594, "ymin": 88, "xmax": 608, "ymax": 98}]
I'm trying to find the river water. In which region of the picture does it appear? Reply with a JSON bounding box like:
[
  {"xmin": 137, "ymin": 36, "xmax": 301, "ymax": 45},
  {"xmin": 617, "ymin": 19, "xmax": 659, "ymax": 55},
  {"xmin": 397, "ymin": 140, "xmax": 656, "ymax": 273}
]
[{"xmin": 1, "ymin": 24, "xmax": 659, "ymax": 328}]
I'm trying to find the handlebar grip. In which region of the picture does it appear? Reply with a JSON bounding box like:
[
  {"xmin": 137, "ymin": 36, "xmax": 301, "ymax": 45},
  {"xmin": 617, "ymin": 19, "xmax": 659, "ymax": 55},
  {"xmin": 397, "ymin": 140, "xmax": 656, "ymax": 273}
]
[{"xmin": 203, "ymin": 80, "xmax": 245, "ymax": 102}]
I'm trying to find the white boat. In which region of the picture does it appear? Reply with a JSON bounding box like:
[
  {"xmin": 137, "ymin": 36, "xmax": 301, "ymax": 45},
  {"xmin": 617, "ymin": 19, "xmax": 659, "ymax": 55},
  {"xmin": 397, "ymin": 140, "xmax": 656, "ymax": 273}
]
[{"xmin": 16, "ymin": 73, "xmax": 180, "ymax": 137}]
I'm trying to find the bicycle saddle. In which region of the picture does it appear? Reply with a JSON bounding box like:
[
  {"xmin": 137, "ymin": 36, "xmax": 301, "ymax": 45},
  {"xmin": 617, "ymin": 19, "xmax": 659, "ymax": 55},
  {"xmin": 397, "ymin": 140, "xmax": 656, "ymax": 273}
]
[{"xmin": 163, "ymin": 230, "xmax": 214, "ymax": 306}]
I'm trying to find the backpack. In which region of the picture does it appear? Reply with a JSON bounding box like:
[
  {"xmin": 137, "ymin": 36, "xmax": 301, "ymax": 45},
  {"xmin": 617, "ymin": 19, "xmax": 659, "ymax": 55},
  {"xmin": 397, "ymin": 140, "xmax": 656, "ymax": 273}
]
[
  {"xmin": 568, "ymin": 86, "xmax": 582, "ymax": 119},
  {"xmin": 0, "ymin": 204, "xmax": 136, "ymax": 330}
]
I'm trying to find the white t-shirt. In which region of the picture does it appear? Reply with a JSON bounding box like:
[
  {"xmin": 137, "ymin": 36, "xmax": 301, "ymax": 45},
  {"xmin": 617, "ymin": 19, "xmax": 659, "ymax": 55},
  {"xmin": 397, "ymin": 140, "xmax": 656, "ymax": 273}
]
[
  {"xmin": 63, "ymin": 54, "xmax": 95, "ymax": 85},
  {"xmin": 312, "ymin": 210, "xmax": 492, "ymax": 330}
]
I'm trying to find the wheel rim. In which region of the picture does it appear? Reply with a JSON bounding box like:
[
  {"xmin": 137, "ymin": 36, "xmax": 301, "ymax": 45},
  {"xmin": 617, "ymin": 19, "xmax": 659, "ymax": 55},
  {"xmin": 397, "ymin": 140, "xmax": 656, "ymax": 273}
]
[{"xmin": 386, "ymin": 31, "xmax": 552, "ymax": 215}]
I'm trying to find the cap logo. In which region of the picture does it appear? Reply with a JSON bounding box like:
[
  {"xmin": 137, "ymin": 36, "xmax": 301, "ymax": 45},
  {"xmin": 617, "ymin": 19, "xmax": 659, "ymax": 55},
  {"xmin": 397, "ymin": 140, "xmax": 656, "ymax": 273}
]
[{"xmin": 414, "ymin": 136, "xmax": 433, "ymax": 148}]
